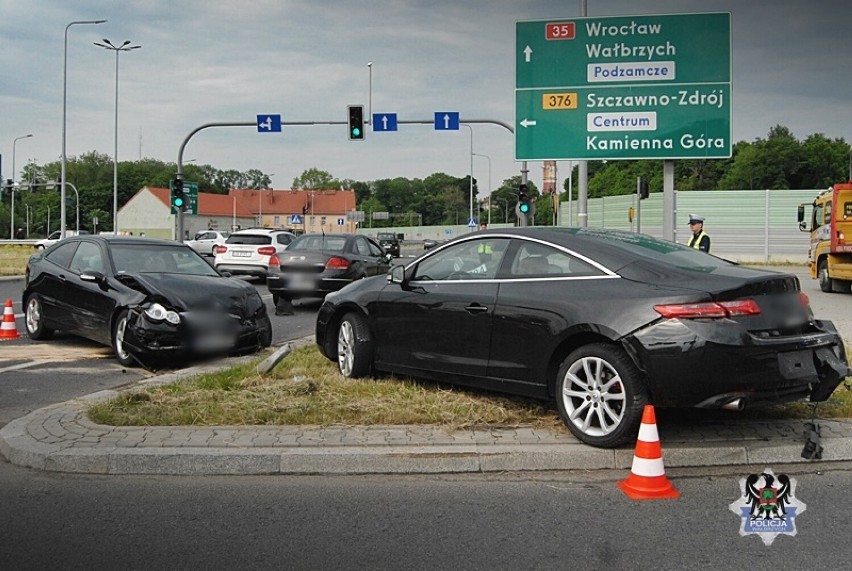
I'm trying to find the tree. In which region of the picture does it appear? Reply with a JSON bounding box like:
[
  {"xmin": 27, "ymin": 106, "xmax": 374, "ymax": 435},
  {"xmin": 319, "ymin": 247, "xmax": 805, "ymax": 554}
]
[{"xmin": 292, "ymin": 168, "xmax": 340, "ymax": 190}]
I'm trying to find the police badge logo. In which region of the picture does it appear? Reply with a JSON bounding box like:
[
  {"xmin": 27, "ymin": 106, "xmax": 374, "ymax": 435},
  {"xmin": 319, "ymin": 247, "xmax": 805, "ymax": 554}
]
[{"xmin": 728, "ymin": 468, "xmax": 807, "ymax": 545}]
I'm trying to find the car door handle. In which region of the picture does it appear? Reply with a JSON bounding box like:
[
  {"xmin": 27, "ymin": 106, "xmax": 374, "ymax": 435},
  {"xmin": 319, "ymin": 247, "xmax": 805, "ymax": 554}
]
[{"xmin": 465, "ymin": 303, "xmax": 489, "ymax": 314}]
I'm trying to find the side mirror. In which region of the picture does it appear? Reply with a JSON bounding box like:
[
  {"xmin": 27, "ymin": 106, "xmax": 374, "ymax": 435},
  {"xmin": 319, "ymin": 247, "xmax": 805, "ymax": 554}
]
[
  {"xmin": 80, "ymin": 271, "xmax": 108, "ymax": 290},
  {"xmin": 798, "ymin": 221, "xmax": 808, "ymax": 232},
  {"xmin": 388, "ymin": 264, "xmax": 406, "ymax": 285},
  {"xmin": 797, "ymin": 204, "xmax": 805, "ymax": 224},
  {"xmin": 383, "ymin": 253, "xmax": 393, "ymax": 264}
]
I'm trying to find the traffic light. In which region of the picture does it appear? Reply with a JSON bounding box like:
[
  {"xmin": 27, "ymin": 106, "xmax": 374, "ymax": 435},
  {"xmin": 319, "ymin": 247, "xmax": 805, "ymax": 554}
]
[
  {"xmin": 347, "ymin": 105, "xmax": 365, "ymax": 141},
  {"xmin": 172, "ymin": 178, "xmax": 186, "ymax": 211},
  {"xmin": 518, "ymin": 183, "xmax": 531, "ymax": 214},
  {"xmin": 639, "ymin": 178, "xmax": 650, "ymax": 200}
]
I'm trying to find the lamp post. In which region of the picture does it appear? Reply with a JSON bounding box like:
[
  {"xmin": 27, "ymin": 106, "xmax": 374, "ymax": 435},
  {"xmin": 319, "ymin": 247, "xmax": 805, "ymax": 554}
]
[
  {"xmin": 94, "ymin": 38, "xmax": 141, "ymax": 235},
  {"xmin": 462, "ymin": 124, "xmax": 474, "ymax": 229},
  {"xmin": 472, "ymin": 152, "xmax": 491, "ymax": 226},
  {"xmin": 62, "ymin": 19, "xmax": 107, "ymax": 239},
  {"xmin": 367, "ymin": 62, "xmax": 372, "ymax": 125},
  {"xmin": 11, "ymin": 133, "xmax": 33, "ymax": 239}
]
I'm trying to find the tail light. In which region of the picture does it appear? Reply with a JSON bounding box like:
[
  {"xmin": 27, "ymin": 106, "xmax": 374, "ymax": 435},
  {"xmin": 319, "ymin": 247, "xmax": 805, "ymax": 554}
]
[
  {"xmin": 268, "ymin": 254, "xmax": 280, "ymax": 268},
  {"xmin": 799, "ymin": 292, "xmax": 810, "ymax": 307},
  {"xmin": 214, "ymin": 245, "xmax": 227, "ymax": 254},
  {"xmin": 654, "ymin": 299, "xmax": 761, "ymax": 319},
  {"xmin": 325, "ymin": 256, "xmax": 350, "ymax": 270},
  {"xmin": 257, "ymin": 246, "xmax": 277, "ymax": 256}
]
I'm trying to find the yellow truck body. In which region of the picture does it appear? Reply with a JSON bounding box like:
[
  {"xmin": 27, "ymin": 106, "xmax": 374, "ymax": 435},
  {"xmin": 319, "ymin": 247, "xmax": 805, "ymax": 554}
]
[{"xmin": 799, "ymin": 182, "xmax": 852, "ymax": 292}]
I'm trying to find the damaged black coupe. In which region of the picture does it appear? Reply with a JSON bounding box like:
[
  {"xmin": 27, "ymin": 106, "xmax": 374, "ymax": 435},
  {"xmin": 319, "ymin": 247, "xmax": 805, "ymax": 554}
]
[
  {"xmin": 23, "ymin": 236, "xmax": 272, "ymax": 368},
  {"xmin": 316, "ymin": 227, "xmax": 851, "ymax": 448}
]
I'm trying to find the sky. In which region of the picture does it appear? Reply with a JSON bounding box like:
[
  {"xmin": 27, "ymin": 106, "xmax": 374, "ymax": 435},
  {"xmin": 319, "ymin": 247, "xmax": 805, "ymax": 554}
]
[{"xmin": 1, "ymin": 0, "xmax": 850, "ymax": 198}]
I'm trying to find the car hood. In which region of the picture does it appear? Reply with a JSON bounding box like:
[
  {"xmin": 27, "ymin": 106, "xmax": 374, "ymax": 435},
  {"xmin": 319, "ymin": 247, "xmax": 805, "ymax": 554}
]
[{"xmin": 127, "ymin": 273, "xmax": 262, "ymax": 314}]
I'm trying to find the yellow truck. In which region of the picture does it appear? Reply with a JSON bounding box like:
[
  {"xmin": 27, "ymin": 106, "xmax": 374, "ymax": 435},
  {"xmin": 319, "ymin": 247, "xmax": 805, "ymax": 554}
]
[{"xmin": 798, "ymin": 182, "xmax": 852, "ymax": 292}]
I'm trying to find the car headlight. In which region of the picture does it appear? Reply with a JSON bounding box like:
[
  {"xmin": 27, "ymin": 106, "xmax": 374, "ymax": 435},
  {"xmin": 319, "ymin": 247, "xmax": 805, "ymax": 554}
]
[{"xmin": 144, "ymin": 302, "xmax": 181, "ymax": 325}]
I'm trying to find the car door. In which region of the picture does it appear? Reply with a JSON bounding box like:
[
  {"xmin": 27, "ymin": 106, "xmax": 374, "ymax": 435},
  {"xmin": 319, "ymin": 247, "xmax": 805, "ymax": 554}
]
[
  {"xmin": 372, "ymin": 237, "xmax": 509, "ymax": 379},
  {"xmin": 34, "ymin": 241, "xmax": 80, "ymax": 331},
  {"xmin": 353, "ymin": 236, "xmax": 384, "ymax": 276},
  {"xmin": 63, "ymin": 240, "xmax": 116, "ymax": 343}
]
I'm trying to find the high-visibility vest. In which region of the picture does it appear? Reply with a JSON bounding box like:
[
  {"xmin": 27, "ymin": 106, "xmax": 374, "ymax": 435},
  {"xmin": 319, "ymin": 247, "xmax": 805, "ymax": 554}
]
[{"xmin": 689, "ymin": 230, "xmax": 710, "ymax": 252}]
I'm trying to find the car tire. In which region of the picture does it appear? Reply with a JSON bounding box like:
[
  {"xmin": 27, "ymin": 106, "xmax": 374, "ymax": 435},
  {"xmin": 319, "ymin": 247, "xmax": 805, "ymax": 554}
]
[
  {"xmin": 111, "ymin": 309, "xmax": 137, "ymax": 367},
  {"xmin": 24, "ymin": 294, "xmax": 55, "ymax": 340},
  {"xmin": 336, "ymin": 312, "xmax": 373, "ymax": 378},
  {"xmin": 818, "ymin": 260, "xmax": 833, "ymax": 293},
  {"xmin": 555, "ymin": 343, "xmax": 647, "ymax": 448}
]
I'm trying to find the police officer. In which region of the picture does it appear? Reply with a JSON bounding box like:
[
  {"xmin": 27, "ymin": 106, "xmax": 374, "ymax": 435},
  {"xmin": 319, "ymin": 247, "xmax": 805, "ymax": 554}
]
[{"xmin": 688, "ymin": 214, "xmax": 711, "ymax": 253}]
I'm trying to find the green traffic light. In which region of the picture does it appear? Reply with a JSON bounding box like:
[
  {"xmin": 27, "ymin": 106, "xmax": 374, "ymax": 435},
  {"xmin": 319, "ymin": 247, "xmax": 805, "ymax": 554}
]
[
  {"xmin": 352, "ymin": 127, "xmax": 361, "ymax": 137},
  {"xmin": 174, "ymin": 197, "xmax": 184, "ymax": 207},
  {"xmin": 519, "ymin": 203, "xmax": 530, "ymax": 213}
]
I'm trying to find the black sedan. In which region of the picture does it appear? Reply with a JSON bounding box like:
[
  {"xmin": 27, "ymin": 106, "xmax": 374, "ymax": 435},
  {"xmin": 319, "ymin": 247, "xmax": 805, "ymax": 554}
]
[
  {"xmin": 266, "ymin": 233, "xmax": 392, "ymax": 305},
  {"xmin": 316, "ymin": 227, "xmax": 851, "ymax": 447},
  {"xmin": 23, "ymin": 235, "xmax": 272, "ymax": 368}
]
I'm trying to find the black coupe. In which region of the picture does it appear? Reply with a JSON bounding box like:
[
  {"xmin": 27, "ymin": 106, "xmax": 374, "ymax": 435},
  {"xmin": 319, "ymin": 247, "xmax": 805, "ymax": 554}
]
[
  {"xmin": 316, "ymin": 227, "xmax": 850, "ymax": 447},
  {"xmin": 23, "ymin": 236, "xmax": 272, "ymax": 368}
]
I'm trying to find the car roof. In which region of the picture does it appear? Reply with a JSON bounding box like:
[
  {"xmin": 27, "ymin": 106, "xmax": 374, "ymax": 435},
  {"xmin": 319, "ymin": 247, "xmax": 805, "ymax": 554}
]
[{"xmin": 231, "ymin": 228, "xmax": 295, "ymax": 236}]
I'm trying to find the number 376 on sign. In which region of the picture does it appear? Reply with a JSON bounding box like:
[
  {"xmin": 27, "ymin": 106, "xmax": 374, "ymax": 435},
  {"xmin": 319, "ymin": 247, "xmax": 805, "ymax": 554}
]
[{"xmin": 542, "ymin": 93, "xmax": 578, "ymax": 110}]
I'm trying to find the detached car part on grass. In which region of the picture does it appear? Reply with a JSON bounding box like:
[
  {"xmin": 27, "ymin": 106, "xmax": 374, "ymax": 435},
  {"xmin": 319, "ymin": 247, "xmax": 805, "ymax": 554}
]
[
  {"xmin": 23, "ymin": 236, "xmax": 272, "ymax": 369},
  {"xmin": 315, "ymin": 227, "xmax": 851, "ymax": 448}
]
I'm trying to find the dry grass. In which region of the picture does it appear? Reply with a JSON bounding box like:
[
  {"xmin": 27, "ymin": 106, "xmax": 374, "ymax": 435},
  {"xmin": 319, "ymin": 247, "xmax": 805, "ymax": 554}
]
[
  {"xmin": 88, "ymin": 345, "xmax": 565, "ymax": 429},
  {"xmin": 0, "ymin": 245, "xmax": 32, "ymax": 276}
]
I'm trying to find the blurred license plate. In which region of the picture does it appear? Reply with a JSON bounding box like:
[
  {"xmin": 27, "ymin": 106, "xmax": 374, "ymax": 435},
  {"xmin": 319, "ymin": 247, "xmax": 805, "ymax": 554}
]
[
  {"xmin": 193, "ymin": 333, "xmax": 236, "ymax": 352},
  {"xmin": 289, "ymin": 276, "xmax": 315, "ymax": 290},
  {"xmin": 232, "ymin": 251, "xmax": 252, "ymax": 258}
]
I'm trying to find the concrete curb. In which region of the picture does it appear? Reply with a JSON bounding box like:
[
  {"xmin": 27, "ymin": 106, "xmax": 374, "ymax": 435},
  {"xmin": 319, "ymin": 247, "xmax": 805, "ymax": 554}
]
[{"xmin": 3, "ymin": 336, "xmax": 852, "ymax": 475}]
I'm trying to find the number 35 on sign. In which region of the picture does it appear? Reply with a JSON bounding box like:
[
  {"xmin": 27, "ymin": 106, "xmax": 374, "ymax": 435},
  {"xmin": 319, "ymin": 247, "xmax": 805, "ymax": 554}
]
[{"xmin": 542, "ymin": 92, "xmax": 578, "ymax": 110}]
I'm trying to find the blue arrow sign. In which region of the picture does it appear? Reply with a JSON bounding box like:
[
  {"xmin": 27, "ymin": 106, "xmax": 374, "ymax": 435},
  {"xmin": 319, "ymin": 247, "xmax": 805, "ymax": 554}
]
[
  {"xmin": 372, "ymin": 113, "xmax": 398, "ymax": 132},
  {"xmin": 257, "ymin": 114, "xmax": 282, "ymax": 132},
  {"xmin": 434, "ymin": 112, "xmax": 460, "ymax": 130}
]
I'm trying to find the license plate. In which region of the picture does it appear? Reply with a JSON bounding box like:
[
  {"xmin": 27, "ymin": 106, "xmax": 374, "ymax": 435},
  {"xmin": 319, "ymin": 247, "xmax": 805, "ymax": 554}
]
[
  {"xmin": 193, "ymin": 333, "xmax": 236, "ymax": 352},
  {"xmin": 289, "ymin": 276, "xmax": 315, "ymax": 290},
  {"xmin": 232, "ymin": 251, "xmax": 252, "ymax": 258}
]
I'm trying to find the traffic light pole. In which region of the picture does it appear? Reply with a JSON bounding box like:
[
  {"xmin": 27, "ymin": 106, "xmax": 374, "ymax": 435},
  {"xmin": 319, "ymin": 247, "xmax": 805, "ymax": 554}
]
[{"xmin": 175, "ymin": 118, "xmax": 522, "ymax": 240}]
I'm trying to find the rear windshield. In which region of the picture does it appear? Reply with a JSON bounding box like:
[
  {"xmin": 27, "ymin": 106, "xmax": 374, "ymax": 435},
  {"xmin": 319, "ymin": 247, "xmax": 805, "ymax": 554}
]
[
  {"xmin": 377, "ymin": 233, "xmax": 395, "ymax": 240},
  {"xmin": 288, "ymin": 235, "xmax": 348, "ymax": 252},
  {"xmin": 226, "ymin": 234, "xmax": 271, "ymax": 245}
]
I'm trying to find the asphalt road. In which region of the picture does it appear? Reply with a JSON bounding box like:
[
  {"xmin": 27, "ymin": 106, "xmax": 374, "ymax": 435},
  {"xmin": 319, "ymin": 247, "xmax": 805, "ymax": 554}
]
[{"xmin": 1, "ymin": 460, "xmax": 851, "ymax": 570}]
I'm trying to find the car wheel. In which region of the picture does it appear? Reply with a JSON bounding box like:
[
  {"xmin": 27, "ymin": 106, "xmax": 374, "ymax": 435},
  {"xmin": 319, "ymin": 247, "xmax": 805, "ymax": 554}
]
[
  {"xmin": 818, "ymin": 260, "xmax": 833, "ymax": 293},
  {"xmin": 111, "ymin": 309, "xmax": 137, "ymax": 367},
  {"xmin": 555, "ymin": 343, "xmax": 647, "ymax": 448},
  {"xmin": 337, "ymin": 312, "xmax": 373, "ymax": 378},
  {"xmin": 24, "ymin": 294, "xmax": 55, "ymax": 340}
]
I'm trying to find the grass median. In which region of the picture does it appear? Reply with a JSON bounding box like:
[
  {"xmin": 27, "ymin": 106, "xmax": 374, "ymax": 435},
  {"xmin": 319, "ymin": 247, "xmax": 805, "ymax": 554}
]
[
  {"xmin": 0, "ymin": 245, "xmax": 33, "ymax": 276},
  {"xmin": 88, "ymin": 344, "xmax": 852, "ymax": 428}
]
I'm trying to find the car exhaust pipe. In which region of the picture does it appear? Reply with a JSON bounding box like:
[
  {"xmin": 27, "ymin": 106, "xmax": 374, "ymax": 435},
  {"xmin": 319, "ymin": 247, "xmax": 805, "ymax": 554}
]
[{"xmin": 722, "ymin": 398, "xmax": 744, "ymax": 411}]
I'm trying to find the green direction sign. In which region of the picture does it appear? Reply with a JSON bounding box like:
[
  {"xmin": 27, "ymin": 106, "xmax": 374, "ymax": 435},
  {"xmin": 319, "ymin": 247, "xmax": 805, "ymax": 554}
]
[{"xmin": 515, "ymin": 13, "xmax": 731, "ymax": 161}]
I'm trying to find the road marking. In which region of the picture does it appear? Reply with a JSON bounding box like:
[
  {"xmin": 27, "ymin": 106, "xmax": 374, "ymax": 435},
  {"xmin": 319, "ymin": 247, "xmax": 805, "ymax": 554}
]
[{"xmin": 0, "ymin": 359, "xmax": 60, "ymax": 374}]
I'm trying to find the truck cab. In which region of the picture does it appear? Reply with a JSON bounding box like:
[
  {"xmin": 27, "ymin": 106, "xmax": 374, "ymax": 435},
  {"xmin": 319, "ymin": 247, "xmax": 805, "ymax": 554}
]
[{"xmin": 798, "ymin": 182, "xmax": 852, "ymax": 292}]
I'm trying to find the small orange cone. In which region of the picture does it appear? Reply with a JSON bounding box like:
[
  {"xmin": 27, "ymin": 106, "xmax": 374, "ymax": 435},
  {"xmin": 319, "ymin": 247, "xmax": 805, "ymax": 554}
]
[
  {"xmin": 0, "ymin": 299, "xmax": 21, "ymax": 341},
  {"xmin": 617, "ymin": 404, "xmax": 680, "ymax": 500}
]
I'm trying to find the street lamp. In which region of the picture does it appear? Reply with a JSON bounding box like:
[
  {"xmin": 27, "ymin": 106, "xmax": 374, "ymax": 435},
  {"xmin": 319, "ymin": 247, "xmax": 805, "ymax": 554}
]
[
  {"xmin": 472, "ymin": 152, "xmax": 491, "ymax": 226},
  {"xmin": 62, "ymin": 19, "xmax": 107, "ymax": 239},
  {"xmin": 462, "ymin": 124, "xmax": 474, "ymax": 229},
  {"xmin": 11, "ymin": 133, "xmax": 33, "ymax": 239},
  {"xmin": 94, "ymin": 38, "xmax": 141, "ymax": 235},
  {"xmin": 367, "ymin": 62, "xmax": 372, "ymax": 125}
]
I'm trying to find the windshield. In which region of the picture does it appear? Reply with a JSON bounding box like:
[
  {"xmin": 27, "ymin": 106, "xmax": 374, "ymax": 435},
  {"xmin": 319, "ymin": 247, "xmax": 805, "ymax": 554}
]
[{"xmin": 111, "ymin": 243, "xmax": 220, "ymax": 276}]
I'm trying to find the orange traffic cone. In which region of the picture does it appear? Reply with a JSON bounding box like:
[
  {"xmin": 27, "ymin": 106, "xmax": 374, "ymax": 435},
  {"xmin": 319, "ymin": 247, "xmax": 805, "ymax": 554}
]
[
  {"xmin": 617, "ymin": 404, "xmax": 680, "ymax": 500},
  {"xmin": 0, "ymin": 298, "xmax": 21, "ymax": 340}
]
